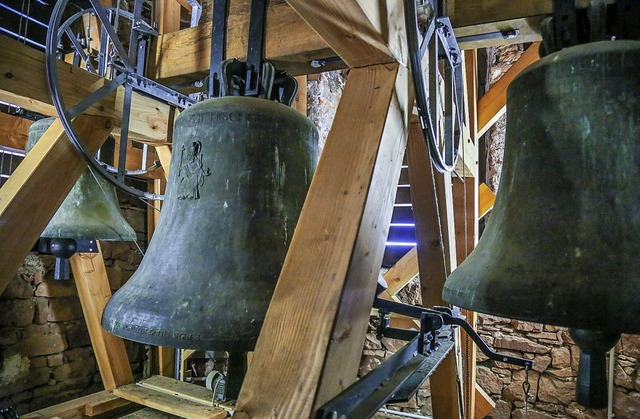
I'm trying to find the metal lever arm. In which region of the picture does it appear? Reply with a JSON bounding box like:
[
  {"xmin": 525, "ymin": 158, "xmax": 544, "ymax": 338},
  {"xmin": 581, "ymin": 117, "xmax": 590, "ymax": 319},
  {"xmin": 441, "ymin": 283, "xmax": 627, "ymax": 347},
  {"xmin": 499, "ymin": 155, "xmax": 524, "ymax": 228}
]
[{"xmin": 374, "ymin": 297, "xmax": 532, "ymax": 369}]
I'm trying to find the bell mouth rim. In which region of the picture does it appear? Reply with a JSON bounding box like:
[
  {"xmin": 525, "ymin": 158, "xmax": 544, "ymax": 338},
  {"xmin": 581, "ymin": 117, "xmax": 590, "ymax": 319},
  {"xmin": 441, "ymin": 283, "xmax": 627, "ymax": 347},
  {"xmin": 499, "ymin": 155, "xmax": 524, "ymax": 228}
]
[{"xmin": 443, "ymin": 284, "xmax": 636, "ymax": 335}]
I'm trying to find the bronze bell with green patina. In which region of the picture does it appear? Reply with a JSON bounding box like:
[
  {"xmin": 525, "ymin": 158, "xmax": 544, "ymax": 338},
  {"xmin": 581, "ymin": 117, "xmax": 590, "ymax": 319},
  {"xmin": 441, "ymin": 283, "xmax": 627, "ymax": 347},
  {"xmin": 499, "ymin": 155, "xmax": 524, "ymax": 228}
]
[
  {"xmin": 101, "ymin": 78, "xmax": 319, "ymax": 352},
  {"xmin": 442, "ymin": 41, "xmax": 640, "ymax": 408},
  {"xmin": 28, "ymin": 117, "xmax": 136, "ymax": 279}
]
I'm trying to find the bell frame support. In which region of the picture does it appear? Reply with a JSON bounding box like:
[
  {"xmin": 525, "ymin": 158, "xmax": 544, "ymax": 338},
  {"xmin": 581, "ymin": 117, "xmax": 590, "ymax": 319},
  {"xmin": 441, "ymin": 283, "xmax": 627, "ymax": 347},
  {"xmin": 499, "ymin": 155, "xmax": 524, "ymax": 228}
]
[{"xmin": 0, "ymin": 0, "xmax": 562, "ymax": 418}]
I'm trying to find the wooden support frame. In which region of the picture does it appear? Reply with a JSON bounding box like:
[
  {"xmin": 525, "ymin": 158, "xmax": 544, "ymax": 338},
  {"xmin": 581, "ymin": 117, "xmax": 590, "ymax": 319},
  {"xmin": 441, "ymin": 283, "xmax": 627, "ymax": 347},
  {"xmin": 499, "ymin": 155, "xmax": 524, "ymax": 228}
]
[
  {"xmin": 71, "ymin": 246, "xmax": 134, "ymax": 390},
  {"xmin": 0, "ymin": 1, "xmax": 556, "ymax": 417},
  {"xmin": 235, "ymin": 62, "xmax": 410, "ymax": 418},
  {"xmin": 0, "ymin": 115, "xmax": 113, "ymax": 294}
]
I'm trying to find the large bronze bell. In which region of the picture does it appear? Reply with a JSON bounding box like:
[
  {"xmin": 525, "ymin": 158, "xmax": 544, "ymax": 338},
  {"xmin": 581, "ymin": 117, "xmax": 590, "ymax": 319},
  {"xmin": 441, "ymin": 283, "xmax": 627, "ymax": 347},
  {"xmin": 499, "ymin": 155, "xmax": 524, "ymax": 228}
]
[
  {"xmin": 443, "ymin": 41, "xmax": 640, "ymax": 408},
  {"xmin": 101, "ymin": 95, "xmax": 318, "ymax": 352},
  {"xmin": 28, "ymin": 118, "xmax": 137, "ymax": 242}
]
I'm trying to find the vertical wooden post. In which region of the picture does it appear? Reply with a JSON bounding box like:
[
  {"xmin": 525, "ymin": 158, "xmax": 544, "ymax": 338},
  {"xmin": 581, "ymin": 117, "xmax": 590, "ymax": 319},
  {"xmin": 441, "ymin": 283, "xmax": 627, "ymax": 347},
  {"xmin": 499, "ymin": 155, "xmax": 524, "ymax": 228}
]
[
  {"xmin": 407, "ymin": 120, "xmax": 461, "ymax": 419},
  {"xmin": 235, "ymin": 63, "xmax": 409, "ymax": 418},
  {"xmin": 458, "ymin": 49, "xmax": 480, "ymax": 419},
  {"xmin": 71, "ymin": 247, "xmax": 134, "ymax": 390},
  {"xmin": 0, "ymin": 116, "xmax": 113, "ymax": 295}
]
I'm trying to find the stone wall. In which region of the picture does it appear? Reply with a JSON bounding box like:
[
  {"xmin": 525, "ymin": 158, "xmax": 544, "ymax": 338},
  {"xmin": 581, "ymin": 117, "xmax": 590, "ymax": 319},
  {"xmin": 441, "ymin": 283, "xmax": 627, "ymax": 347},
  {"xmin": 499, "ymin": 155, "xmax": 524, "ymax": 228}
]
[
  {"xmin": 0, "ymin": 192, "xmax": 147, "ymax": 415},
  {"xmin": 477, "ymin": 316, "xmax": 640, "ymax": 418}
]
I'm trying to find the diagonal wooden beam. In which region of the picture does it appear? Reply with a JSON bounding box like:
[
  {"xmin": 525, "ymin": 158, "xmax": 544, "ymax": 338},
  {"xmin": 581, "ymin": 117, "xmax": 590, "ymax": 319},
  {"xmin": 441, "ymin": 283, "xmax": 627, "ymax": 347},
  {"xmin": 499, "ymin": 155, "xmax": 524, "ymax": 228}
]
[
  {"xmin": 477, "ymin": 42, "xmax": 541, "ymax": 138},
  {"xmin": 235, "ymin": 63, "xmax": 409, "ymax": 418},
  {"xmin": 0, "ymin": 115, "xmax": 113, "ymax": 295},
  {"xmin": 0, "ymin": 36, "xmax": 171, "ymax": 144},
  {"xmin": 284, "ymin": 0, "xmax": 405, "ymax": 68}
]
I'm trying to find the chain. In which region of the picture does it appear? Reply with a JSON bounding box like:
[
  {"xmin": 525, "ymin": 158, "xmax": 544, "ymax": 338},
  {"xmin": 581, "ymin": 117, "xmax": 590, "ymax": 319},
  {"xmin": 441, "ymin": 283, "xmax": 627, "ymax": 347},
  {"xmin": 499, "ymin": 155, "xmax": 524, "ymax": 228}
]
[{"xmin": 522, "ymin": 365, "xmax": 531, "ymax": 419}]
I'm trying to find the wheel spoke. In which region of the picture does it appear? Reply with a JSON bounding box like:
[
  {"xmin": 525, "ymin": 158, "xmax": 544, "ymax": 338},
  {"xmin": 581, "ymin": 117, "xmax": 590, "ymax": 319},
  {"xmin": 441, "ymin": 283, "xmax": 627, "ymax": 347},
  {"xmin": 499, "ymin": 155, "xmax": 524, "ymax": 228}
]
[
  {"xmin": 67, "ymin": 72, "xmax": 128, "ymax": 119},
  {"xmin": 64, "ymin": 27, "xmax": 97, "ymax": 73},
  {"xmin": 117, "ymin": 84, "xmax": 134, "ymax": 182},
  {"xmin": 89, "ymin": 0, "xmax": 134, "ymax": 72}
]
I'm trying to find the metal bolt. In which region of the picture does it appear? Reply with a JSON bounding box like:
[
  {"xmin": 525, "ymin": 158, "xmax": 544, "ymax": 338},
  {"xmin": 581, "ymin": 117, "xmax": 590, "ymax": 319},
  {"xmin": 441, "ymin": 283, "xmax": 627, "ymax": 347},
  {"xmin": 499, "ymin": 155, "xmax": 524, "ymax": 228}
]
[
  {"xmin": 5, "ymin": 72, "xmax": 13, "ymax": 79},
  {"xmin": 105, "ymin": 120, "xmax": 112, "ymax": 129},
  {"xmin": 309, "ymin": 59, "xmax": 326, "ymax": 68}
]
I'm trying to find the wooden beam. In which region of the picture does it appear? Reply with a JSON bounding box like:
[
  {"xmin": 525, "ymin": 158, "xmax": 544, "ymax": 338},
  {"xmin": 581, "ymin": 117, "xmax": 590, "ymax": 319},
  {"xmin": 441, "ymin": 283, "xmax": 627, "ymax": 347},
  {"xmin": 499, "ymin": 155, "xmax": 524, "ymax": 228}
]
[
  {"xmin": 21, "ymin": 390, "xmax": 126, "ymax": 419},
  {"xmin": 155, "ymin": 0, "xmax": 182, "ymax": 34},
  {"xmin": 285, "ymin": 0, "xmax": 404, "ymax": 68},
  {"xmin": 84, "ymin": 392, "xmax": 131, "ymax": 416},
  {"xmin": 383, "ymin": 246, "xmax": 418, "ymax": 296},
  {"xmin": 0, "ymin": 36, "xmax": 171, "ymax": 144},
  {"xmin": 450, "ymin": 0, "xmax": 551, "ymax": 27},
  {"xmin": 293, "ymin": 75, "xmax": 308, "ymax": 116},
  {"xmin": 477, "ymin": 42, "xmax": 541, "ymax": 138},
  {"xmin": 147, "ymin": 1, "xmax": 341, "ymax": 85},
  {"xmin": 235, "ymin": 63, "xmax": 409, "ymax": 418},
  {"xmin": 70, "ymin": 246, "xmax": 134, "ymax": 390},
  {"xmin": 114, "ymin": 377, "xmax": 227, "ymax": 419},
  {"xmin": 0, "ymin": 115, "xmax": 112, "ymax": 295},
  {"xmin": 0, "ymin": 112, "xmax": 31, "ymax": 150},
  {"xmin": 407, "ymin": 119, "xmax": 460, "ymax": 418},
  {"xmin": 475, "ymin": 383, "xmax": 496, "ymax": 418},
  {"xmin": 147, "ymin": 1, "xmax": 552, "ymax": 84},
  {"xmin": 478, "ymin": 182, "xmax": 496, "ymax": 219}
]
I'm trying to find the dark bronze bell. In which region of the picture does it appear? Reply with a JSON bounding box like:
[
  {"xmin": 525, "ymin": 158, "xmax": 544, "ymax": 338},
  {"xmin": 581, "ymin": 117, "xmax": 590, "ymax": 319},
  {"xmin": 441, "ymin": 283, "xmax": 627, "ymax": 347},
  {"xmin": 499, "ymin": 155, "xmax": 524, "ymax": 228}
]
[
  {"xmin": 101, "ymin": 95, "xmax": 318, "ymax": 352},
  {"xmin": 443, "ymin": 41, "xmax": 640, "ymax": 408},
  {"xmin": 28, "ymin": 118, "xmax": 137, "ymax": 242},
  {"xmin": 28, "ymin": 118, "xmax": 136, "ymax": 279}
]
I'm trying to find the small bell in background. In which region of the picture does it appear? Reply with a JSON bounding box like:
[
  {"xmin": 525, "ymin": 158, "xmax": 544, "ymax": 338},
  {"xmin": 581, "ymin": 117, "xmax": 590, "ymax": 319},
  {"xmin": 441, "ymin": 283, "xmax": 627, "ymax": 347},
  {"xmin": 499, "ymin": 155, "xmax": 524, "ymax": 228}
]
[{"xmin": 28, "ymin": 117, "xmax": 136, "ymax": 280}]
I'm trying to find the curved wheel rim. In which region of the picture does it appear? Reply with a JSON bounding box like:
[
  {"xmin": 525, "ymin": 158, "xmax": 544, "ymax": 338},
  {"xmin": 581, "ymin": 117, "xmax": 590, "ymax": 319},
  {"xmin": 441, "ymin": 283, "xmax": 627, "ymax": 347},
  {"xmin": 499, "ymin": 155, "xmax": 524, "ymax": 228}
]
[{"xmin": 46, "ymin": 0, "xmax": 164, "ymax": 200}]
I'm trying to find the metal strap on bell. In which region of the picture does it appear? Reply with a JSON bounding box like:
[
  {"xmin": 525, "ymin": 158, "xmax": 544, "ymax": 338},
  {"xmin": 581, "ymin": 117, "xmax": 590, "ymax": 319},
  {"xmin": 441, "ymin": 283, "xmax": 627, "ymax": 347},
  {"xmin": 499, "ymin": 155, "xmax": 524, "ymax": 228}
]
[
  {"xmin": 101, "ymin": 62, "xmax": 319, "ymax": 351},
  {"xmin": 443, "ymin": 40, "xmax": 640, "ymax": 408},
  {"xmin": 28, "ymin": 118, "xmax": 137, "ymax": 242}
]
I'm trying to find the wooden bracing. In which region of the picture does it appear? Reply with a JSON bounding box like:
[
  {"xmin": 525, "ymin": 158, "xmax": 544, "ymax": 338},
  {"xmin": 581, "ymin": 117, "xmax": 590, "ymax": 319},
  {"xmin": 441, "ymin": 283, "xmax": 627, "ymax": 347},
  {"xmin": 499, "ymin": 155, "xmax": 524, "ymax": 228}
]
[{"xmin": 0, "ymin": 0, "xmax": 549, "ymax": 417}]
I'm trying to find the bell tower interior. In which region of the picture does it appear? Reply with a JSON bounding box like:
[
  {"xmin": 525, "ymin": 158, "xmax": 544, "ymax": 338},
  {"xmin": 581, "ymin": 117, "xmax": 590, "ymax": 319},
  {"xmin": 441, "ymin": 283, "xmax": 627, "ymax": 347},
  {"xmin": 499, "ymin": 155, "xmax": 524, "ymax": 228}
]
[{"xmin": 1, "ymin": 1, "xmax": 640, "ymax": 418}]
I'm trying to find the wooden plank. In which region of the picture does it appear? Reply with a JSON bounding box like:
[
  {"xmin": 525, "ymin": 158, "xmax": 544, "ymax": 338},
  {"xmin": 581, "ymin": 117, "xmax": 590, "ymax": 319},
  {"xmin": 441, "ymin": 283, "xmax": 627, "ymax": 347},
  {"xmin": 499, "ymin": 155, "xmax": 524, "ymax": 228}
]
[
  {"xmin": 0, "ymin": 112, "xmax": 31, "ymax": 150},
  {"xmin": 235, "ymin": 63, "xmax": 409, "ymax": 418},
  {"xmin": 477, "ymin": 42, "xmax": 541, "ymax": 138},
  {"xmin": 114, "ymin": 384, "xmax": 227, "ymax": 419},
  {"xmin": 478, "ymin": 182, "xmax": 496, "ymax": 219},
  {"xmin": 120, "ymin": 408, "xmax": 181, "ymax": 418},
  {"xmin": 383, "ymin": 246, "xmax": 418, "ymax": 296},
  {"xmin": 155, "ymin": 145, "xmax": 172, "ymax": 180},
  {"xmin": 84, "ymin": 392, "xmax": 131, "ymax": 416},
  {"xmin": 71, "ymin": 247, "xmax": 134, "ymax": 390},
  {"xmin": 450, "ymin": 0, "xmax": 551, "ymax": 28},
  {"xmin": 22, "ymin": 391, "xmax": 118, "ymax": 419},
  {"xmin": 453, "ymin": 178, "xmax": 478, "ymax": 419},
  {"xmin": 284, "ymin": 0, "xmax": 404, "ymax": 68},
  {"xmin": 0, "ymin": 36, "xmax": 171, "ymax": 144},
  {"xmin": 137, "ymin": 375, "xmax": 212, "ymax": 405},
  {"xmin": 147, "ymin": 1, "xmax": 341, "ymax": 85},
  {"xmin": 407, "ymin": 119, "xmax": 460, "ymax": 418},
  {"xmin": 0, "ymin": 115, "xmax": 112, "ymax": 294}
]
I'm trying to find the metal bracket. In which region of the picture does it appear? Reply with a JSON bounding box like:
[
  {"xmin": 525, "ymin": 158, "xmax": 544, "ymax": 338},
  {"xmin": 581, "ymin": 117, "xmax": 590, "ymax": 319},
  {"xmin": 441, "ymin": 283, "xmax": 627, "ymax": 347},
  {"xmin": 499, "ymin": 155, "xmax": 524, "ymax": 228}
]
[{"xmin": 316, "ymin": 281, "xmax": 532, "ymax": 418}]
